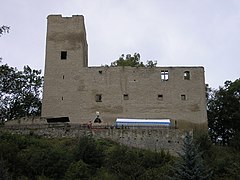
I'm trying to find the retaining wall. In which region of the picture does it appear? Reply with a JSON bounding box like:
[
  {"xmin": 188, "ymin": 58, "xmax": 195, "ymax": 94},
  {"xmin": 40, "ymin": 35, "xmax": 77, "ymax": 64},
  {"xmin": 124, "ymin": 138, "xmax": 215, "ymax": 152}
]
[{"xmin": 0, "ymin": 124, "xmax": 190, "ymax": 155}]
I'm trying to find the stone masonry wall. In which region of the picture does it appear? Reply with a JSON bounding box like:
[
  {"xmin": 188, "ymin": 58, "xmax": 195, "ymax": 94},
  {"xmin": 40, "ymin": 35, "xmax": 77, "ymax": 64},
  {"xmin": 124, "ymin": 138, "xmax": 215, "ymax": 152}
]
[
  {"xmin": 1, "ymin": 124, "xmax": 190, "ymax": 155},
  {"xmin": 41, "ymin": 15, "xmax": 208, "ymax": 130}
]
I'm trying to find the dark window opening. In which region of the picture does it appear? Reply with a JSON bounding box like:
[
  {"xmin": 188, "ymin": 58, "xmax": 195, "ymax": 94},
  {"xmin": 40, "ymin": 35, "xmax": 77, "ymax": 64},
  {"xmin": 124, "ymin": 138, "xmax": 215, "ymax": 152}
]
[
  {"xmin": 63, "ymin": 75, "xmax": 65, "ymax": 79},
  {"xmin": 95, "ymin": 94, "xmax": 102, "ymax": 102},
  {"xmin": 47, "ymin": 117, "xmax": 70, "ymax": 123},
  {"xmin": 94, "ymin": 117, "xmax": 102, "ymax": 123},
  {"xmin": 181, "ymin": 94, "xmax": 186, "ymax": 100},
  {"xmin": 158, "ymin": 94, "xmax": 163, "ymax": 101},
  {"xmin": 123, "ymin": 94, "xmax": 129, "ymax": 100},
  {"xmin": 184, "ymin": 71, "xmax": 190, "ymax": 80},
  {"xmin": 99, "ymin": 70, "xmax": 103, "ymax": 74},
  {"xmin": 62, "ymin": 96, "xmax": 64, "ymax": 101},
  {"xmin": 61, "ymin": 51, "xmax": 67, "ymax": 60},
  {"xmin": 161, "ymin": 70, "xmax": 169, "ymax": 81}
]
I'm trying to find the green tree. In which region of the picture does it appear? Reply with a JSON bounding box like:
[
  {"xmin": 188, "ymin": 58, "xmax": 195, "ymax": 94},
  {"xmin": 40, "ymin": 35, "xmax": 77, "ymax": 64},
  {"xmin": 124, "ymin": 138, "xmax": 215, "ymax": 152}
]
[
  {"xmin": 0, "ymin": 26, "xmax": 10, "ymax": 63},
  {"xmin": 111, "ymin": 53, "xmax": 143, "ymax": 67},
  {"xmin": 207, "ymin": 79, "xmax": 240, "ymax": 145},
  {"xmin": 229, "ymin": 130, "xmax": 240, "ymax": 150},
  {"xmin": 0, "ymin": 64, "xmax": 43, "ymax": 121},
  {"xmin": 146, "ymin": 60, "xmax": 157, "ymax": 68},
  {"xmin": 74, "ymin": 136, "xmax": 105, "ymax": 170},
  {"xmin": 106, "ymin": 146, "xmax": 145, "ymax": 179},
  {"xmin": 171, "ymin": 133, "xmax": 211, "ymax": 180},
  {"xmin": 0, "ymin": 157, "xmax": 12, "ymax": 180},
  {"xmin": 65, "ymin": 160, "xmax": 91, "ymax": 180},
  {"xmin": 111, "ymin": 53, "xmax": 157, "ymax": 67},
  {"xmin": 0, "ymin": 26, "xmax": 10, "ymax": 37}
]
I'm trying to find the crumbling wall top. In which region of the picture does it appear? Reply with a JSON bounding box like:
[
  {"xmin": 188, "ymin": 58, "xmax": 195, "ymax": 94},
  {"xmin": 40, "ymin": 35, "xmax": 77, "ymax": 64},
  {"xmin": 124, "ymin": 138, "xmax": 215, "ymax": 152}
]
[{"xmin": 47, "ymin": 14, "xmax": 84, "ymax": 19}]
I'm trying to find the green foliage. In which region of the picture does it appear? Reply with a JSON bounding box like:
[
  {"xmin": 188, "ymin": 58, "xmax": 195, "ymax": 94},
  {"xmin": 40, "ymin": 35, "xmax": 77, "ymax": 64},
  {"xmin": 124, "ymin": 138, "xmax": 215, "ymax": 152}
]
[
  {"xmin": 0, "ymin": 157, "xmax": 12, "ymax": 180},
  {"xmin": 191, "ymin": 132, "xmax": 240, "ymax": 179},
  {"xmin": 111, "ymin": 53, "xmax": 157, "ymax": 67},
  {"xmin": 106, "ymin": 146, "xmax": 145, "ymax": 179},
  {"xmin": 171, "ymin": 133, "xmax": 211, "ymax": 180},
  {"xmin": 229, "ymin": 130, "xmax": 240, "ymax": 150},
  {"xmin": 0, "ymin": 133, "xmax": 74, "ymax": 179},
  {"xmin": 207, "ymin": 79, "xmax": 240, "ymax": 145},
  {"xmin": 0, "ymin": 132, "xmax": 174, "ymax": 179},
  {"xmin": 146, "ymin": 60, "xmax": 157, "ymax": 68},
  {"xmin": 2, "ymin": 132, "xmax": 240, "ymax": 179},
  {"xmin": 111, "ymin": 53, "xmax": 143, "ymax": 67},
  {"xmin": 0, "ymin": 64, "xmax": 43, "ymax": 121},
  {"xmin": 106, "ymin": 145, "xmax": 173, "ymax": 179},
  {"xmin": 0, "ymin": 25, "xmax": 10, "ymax": 37},
  {"xmin": 206, "ymin": 146, "xmax": 240, "ymax": 180},
  {"xmin": 0, "ymin": 25, "xmax": 10, "ymax": 62},
  {"xmin": 73, "ymin": 136, "xmax": 105, "ymax": 170},
  {"xmin": 65, "ymin": 160, "xmax": 91, "ymax": 180},
  {"xmin": 92, "ymin": 168, "xmax": 117, "ymax": 180}
]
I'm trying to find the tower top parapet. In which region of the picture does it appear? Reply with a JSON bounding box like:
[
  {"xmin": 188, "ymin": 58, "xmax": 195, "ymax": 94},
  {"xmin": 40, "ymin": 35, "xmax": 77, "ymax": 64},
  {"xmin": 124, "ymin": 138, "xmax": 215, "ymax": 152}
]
[{"xmin": 47, "ymin": 14, "xmax": 84, "ymax": 19}]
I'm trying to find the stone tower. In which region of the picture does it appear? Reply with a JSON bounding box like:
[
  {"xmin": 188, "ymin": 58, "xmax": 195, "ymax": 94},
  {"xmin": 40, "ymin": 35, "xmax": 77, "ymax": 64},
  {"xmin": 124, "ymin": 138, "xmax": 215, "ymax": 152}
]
[
  {"xmin": 42, "ymin": 15, "xmax": 208, "ymax": 129},
  {"xmin": 42, "ymin": 15, "xmax": 88, "ymax": 121}
]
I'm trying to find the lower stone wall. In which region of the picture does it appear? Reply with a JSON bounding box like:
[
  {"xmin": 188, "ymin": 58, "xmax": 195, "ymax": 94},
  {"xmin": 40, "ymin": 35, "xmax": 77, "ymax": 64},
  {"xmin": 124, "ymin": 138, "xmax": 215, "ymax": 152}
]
[
  {"xmin": 92, "ymin": 128, "xmax": 189, "ymax": 155},
  {"xmin": 0, "ymin": 124, "xmax": 191, "ymax": 155}
]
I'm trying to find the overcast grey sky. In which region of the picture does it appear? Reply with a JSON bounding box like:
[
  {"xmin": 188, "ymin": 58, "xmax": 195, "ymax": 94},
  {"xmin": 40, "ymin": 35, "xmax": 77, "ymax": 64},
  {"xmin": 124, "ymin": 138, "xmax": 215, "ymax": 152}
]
[{"xmin": 0, "ymin": 0, "xmax": 240, "ymax": 88}]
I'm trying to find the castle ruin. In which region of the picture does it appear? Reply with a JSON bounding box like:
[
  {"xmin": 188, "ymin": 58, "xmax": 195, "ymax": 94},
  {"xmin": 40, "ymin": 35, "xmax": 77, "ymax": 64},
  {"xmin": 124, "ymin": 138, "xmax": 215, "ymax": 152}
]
[{"xmin": 41, "ymin": 15, "xmax": 208, "ymax": 129}]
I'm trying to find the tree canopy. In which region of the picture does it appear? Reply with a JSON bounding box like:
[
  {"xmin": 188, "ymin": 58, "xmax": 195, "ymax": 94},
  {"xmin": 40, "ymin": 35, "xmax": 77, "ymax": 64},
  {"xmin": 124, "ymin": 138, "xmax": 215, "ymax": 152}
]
[
  {"xmin": 207, "ymin": 79, "xmax": 240, "ymax": 145},
  {"xmin": 111, "ymin": 53, "xmax": 157, "ymax": 67},
  {"xmin": 172, "ymin": 133, "xmax": 211, "ymax": 180},
  {"xmin": 0, "ymin": 133, "xmax": 174, "ymax": 179},
  {"xmin": 0, "ymin": 64, "xmax": 43, "ymax": 121},
  {"xmin": 0, "ymin": 25, "xmax": 10, "ymax": 62},
  {"xmin": 0, "ymin": 26, "xmax": 10, "ymax": 37}
]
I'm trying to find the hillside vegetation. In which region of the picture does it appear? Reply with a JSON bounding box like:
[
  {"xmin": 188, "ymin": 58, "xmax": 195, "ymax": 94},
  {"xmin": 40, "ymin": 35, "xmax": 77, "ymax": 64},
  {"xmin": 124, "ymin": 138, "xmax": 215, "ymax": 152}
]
[{"xmin": 1, "ymin": 132, "xmax": 240, "ymax": 179}]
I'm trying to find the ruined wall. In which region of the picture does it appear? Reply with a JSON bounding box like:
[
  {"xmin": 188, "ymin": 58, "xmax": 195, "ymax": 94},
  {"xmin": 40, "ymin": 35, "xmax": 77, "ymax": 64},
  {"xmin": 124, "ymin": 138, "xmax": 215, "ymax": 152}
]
[
  {"xmin": 42, "ymin": 15, "xmax": 208, "ymax": 129},
  {"xmin": 74, "ymin": 66, "xmax": 207, "ymax": 129},
  {"xmin": 1, "ymin": 124, "xmax": 190, "ymax": 155},
  {"xmin": 92, "ymin": 128, "xmax": 189, "ymax": 155},
  {"xmin": 42, "ymin": 15, "xmax": 88, "ymax": 121}
]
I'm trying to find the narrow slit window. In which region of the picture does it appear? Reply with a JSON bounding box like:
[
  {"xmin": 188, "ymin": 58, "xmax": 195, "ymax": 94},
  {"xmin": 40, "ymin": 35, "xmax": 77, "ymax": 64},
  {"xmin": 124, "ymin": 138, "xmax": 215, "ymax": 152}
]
[
  {"xmin": 123, "ymin": 94, "xmax": 129, "ymax": 100},
  {"xmin": 161, "ymin": 70, "xmax": 169, "ymax": 81},
  {"xmin": 158, "ymin": 94, "xmax": 163, "ymax": 101},
  {"xmin": 61, "ymin": 51, "xmax": 67, "ymax": 60},
  {"xmin": 63, "ymin": 75, "xmax": 65, "ymax": 79},
  {"xmin": 95, "ymin": 94, "xmax": 102, "ymax": 102},
  {"xmin": 181, "ymin": 94, "xmax": 186, "ymax": 100},
  {"xmin": 184, "ymin": 71, "xmax": 190, "ymax": 80}
]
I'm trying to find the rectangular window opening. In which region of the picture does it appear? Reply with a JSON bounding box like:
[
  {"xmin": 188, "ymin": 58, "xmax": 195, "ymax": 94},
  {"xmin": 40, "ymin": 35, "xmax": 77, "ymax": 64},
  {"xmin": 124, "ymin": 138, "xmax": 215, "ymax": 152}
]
[
  {"xmin": 95, "ymin": 94, "xmax": 102, "ymax": 102},
  {"xmin": 158, "ymin": 94, "xmax": 163, "ymax": 101},
  {"xmin": 61, "ymin": 51, "xmax": 67, "ymax": 60},
  {"xmin": 184, "ymin": 71, "xmax": 190, "ymax": 80},
  {"xmin": 181, "ymin": 94, "xmax": 186, "ymax": 100},
  {"xmin": 161, "ymin": 70, "xmax": 169, "ymax": 81},
  {"xmin": 123, "ymin": 94, "xmax": 129, "ymax": 100}
]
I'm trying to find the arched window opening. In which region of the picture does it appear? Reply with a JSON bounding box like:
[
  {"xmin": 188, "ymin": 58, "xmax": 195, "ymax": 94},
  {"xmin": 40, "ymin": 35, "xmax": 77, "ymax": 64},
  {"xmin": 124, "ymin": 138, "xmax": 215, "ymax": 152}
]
[{"xmin": 184, "ymin": 71, "xmax": 190, "ymax": 80}]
